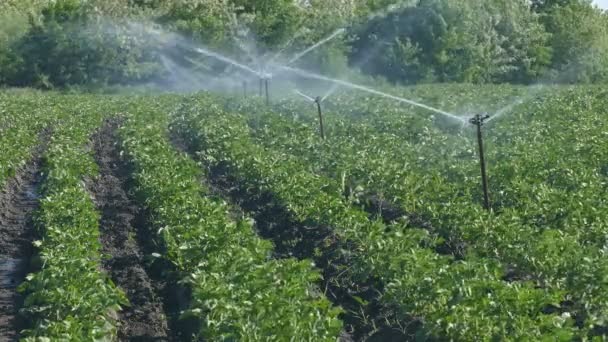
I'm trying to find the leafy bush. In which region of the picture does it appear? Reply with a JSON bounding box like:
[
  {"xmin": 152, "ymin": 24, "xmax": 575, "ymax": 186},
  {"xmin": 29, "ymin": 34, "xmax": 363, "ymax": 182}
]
[
  {"xmin": 0, "ymin": 0, "xmax": 607, "ymax": 88},
  {"xmin": 352, "ymin": 0, "xmax": 552, "ymax": 84},
  {"xmin": 6, "ymin": 0, "xmax": 163, "ymax": 88}
]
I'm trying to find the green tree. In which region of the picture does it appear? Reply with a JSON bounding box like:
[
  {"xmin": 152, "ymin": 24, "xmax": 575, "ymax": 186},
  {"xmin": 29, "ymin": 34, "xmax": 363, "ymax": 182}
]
[
  {"xmin": 232, "ymin": 0, "xmax": 305, "ymax": 50},
  {"xmin": 0, "ymin": 0, "xmax": 50, "ymax": 85},
  {"xmin": 540, "ymin": 0, "xmax": 608, "ymax": 82},
  {"xmin": 160, "ymin": 0, "xmax": 237, "ymax": 49},
  {"xmin": 13, "ymin": 0, "xmax": 161, "ymax": 88},
  {"xmin": 352, "ymin": 0, "xmax": 550, "ymax": 84}
]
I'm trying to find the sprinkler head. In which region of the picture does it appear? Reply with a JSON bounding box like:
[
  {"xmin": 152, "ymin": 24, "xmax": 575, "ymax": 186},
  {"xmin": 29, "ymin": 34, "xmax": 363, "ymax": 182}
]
[
  {"xmin": 314, "ymin": 96, "xmax": 322, "ymax": 104},
  {"xmin": 469, "ymin": 113, "xmax": 490, "ymax": 126}
]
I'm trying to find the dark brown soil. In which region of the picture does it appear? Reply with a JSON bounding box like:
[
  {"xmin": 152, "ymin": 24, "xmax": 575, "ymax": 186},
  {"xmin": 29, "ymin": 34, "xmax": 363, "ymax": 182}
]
[
  {"xmin": 0, "ymin": 134, "xmax": 47, "ymax": 342},
  {"xmin": 208, "ymin": 165, "xmax": 415, "ymax": 341},
  {"xmin": 88, "ymin": 119, "xmax": 174, "ymax": 341},
  {"xmin": 171, "ymin": 132, "xmax": 414, "ymax": 341}
]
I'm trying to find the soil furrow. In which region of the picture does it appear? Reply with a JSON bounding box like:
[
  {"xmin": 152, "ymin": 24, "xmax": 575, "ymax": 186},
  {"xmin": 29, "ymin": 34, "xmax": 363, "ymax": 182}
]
[
  {"xmin": 89, "ymin": 120, "xmax": 174, "ymax": 341},
  {"xmin": 171, "ymin": 132, "xmax": 412, "ymax": 341},
  {"xmin": 205, "ymin": 166, "xmax": 411, "ymax": 341},
  {"xmin": 0, "ymin": 134, "xmax": 47, "ymax": 342}
]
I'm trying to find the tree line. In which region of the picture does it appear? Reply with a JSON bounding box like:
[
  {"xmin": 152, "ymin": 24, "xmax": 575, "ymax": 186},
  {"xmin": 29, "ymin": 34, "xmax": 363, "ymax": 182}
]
[{"xmin": 0, "ymin": 0, "xmax": 606, "ymax": 89}]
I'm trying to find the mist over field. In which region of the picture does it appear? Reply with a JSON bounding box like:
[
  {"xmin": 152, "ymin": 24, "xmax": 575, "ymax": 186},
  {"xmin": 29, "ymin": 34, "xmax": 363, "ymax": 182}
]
[
  {"xmin": 2, "ymin": 1, "xmax": 608, "ymax": 341},
  {"xmin": 0, "ymin": 0, "xmax": 607, "ymax": 91},
  {"xmin": 594, "ymin": 0, "xmax": 608, "ymax": 9}
]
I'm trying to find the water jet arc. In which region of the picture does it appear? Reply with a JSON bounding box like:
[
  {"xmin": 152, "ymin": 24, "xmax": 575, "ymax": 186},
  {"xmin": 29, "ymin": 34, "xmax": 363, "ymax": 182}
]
[
  {"xmin": 194, "ymin": 47, "xmax": 260, "ymax": 76},
  {"xmin": 278, "ymin": 65, "xmax": 464, "ymax": 123},
  {"xmin": 294, "ymin": 89, "xmax": 315, "ymax": 102},
  {"xmin": 287, "ymin": 28, "xmax": 346, "ymax": 65}
]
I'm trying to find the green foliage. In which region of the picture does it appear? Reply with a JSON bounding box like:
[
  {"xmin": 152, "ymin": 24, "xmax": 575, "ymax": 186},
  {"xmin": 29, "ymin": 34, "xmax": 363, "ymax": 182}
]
[
  {"xmin": 0, "ymin": 0, "xmax": 607, "ymax": 88},
  {"xmin": 172, "ymin": 94, "xmax": 587, "ymax": 340},
  {"xmin": 3, "ymin": 81, "xmax": 608, "ymax": 339},
  {"xmin": 0, "ymin": 4, "xmax": 34, "ymax": 84},
  {"xmin": 159, "ymin": 0, "xmax": 237, "ymax": 48},
  {"xmin": 540, "ymin": 1, "xmax": 608, "ymax": 82},
  {"xmin": 228, "ymin": 84, "xmax": 608, "ymax": 338},
  {"xmin": 0, "ymin": 93, "xmax": 50, "ymax": 183},
  {"xmin": 11, "ymin": 0, "xmax": 162, "ymax": 88},
  {"xmin": 353, "ymin": 0, "xmax": 552, "ymax": 84},
  {"xmin": 161, "ymin": 0, "xmax": 305, "ymax": 52},
  {"xmin": 119, "ymin": 97, "xmax": 343, "ymax": 340},
  {"xmin": 233, "ymin": 0, "xmax": 305, "ymax": 49},
  {"xmin": 15, "ymin": 95, "xmax": 127, "ymax": 340}
]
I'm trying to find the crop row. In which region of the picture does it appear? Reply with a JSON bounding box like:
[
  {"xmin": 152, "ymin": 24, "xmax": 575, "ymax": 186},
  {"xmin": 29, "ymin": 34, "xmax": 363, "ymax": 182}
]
[
  {"xmin": 0, "ymin": 93, "xmax": 54, "ymax": 187},
  {"xmin": 239, "ymin": 89, "xmax": 608, "ymax": 332},
  {"xmin": 18, "ymin": 98, "xmax": 127, "ymax": 340},
  {"xmin": 170, "ymin": 96, "xmax": 578, "ymax": 341},
  {"xmin": 118, "ymin": 99, "xmax": 342, "ymax": 341}
]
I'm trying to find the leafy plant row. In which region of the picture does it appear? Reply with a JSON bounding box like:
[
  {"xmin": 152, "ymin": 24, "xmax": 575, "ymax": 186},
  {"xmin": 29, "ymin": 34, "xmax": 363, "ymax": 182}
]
[
  {"xmin": 237, "ymin": 89, "xmax": 608, "ymax": 332},
  {"xmin": 171, "ymin": 96, "xmax": 579, "ymax": 341},
  {"xmin": 19, "ymin": 98, "xmax": 127, "ymax": 340},
  {"xmin": 118, "ymin": 99, "xmax": 342, "ymax": 341},
  {"xmin": 0, "ymin": 93, "xmax": 54, "ymax": 186}
]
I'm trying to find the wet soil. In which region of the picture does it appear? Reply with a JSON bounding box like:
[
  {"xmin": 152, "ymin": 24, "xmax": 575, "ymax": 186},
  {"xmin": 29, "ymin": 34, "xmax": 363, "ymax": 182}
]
[
  {"xmin": 171, "ymin": 132, "xmax": 415, "ymax": 341},
  {"xmin": 0, "ymin": 134, "xmax": 47, "ymax": 341},
  {"xmin": 88, "ymin": 119, "xmax": 176, "ymax": 341}
]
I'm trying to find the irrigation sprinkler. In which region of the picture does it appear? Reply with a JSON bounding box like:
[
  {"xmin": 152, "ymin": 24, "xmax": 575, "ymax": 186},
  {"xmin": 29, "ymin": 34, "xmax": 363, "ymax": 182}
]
[
  {"xmin": 243, "ymin": 80, "xmax": 248, "ymax": 98},
  {"xmin": 293, "ymin": 90, "xmax": 325, "ymax": 139},
  {"xmin": 277, "ymin": 65, "xmax": 465, "ymax": 124},
  {"xmin": 314, "ymin": 96, "xmax": 325, "ymax": 140},
  {"xmin": 469, "ymin": 114, "xmax": 491, "ymax": 210}
]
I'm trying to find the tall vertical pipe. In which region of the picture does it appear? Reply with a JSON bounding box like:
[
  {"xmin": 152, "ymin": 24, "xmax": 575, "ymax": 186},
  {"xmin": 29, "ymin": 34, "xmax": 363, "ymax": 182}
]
[
  {"xmin": 314, "ymin": 96, "xmax": 325, "ymax": 140},
  {"xmin": 469, "ymin": 114, "xmax": 491, "ymax": 210}
]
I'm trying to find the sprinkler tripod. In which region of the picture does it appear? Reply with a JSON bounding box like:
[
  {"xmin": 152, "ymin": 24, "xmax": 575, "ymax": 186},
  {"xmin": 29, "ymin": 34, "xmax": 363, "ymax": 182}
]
[
  {"xmin": 469, "ymin": 114, "xmax": 491, "ymax": 210},
  {"xmin": 314, "ymin": 96, "xmax": 325, "ymax": 140}
]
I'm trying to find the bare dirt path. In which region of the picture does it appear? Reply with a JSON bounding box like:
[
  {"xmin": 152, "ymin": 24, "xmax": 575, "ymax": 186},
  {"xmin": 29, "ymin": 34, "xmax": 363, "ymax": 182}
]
[{"xmin": 89, "ymin": 120, "xmax": 174, "ymax": 341}]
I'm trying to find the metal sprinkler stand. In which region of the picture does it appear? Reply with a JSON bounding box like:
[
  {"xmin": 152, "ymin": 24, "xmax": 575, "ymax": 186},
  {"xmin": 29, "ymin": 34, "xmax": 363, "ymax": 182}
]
[
  {"xmin": 469, "ymin": 113, "xmax": 491, "ymax": 210},
  {"xmin": 314, "ymin": 96, "xmax": 325, "ymax": 140},
  {"xmin": 243, "ymin": 81, "xmax": 248, "ymax": 98}
]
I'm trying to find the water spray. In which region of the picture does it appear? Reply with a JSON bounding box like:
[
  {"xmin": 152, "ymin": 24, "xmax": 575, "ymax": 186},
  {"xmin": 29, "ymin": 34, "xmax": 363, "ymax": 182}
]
[
  {"xmin": 294, "ymin": 89, "xmax": 315, "ymax": 102},
  {"xmin": 190, "ymin": 44, "xmax": 462, "ymax": 123},
  {"xmin": 469, "ymin": 114, "xmax": 491, "ymax": 210},
  {"xmin": 286, "ymin": 28, "xmax": 345, "ymax": 66},
  {"xmin": 194, "ymin": 48, "xmax": 260, "ymax": 76},
  {"xmin": 277, "ymin": 65, "xmax": 464, "ymax": 124}
]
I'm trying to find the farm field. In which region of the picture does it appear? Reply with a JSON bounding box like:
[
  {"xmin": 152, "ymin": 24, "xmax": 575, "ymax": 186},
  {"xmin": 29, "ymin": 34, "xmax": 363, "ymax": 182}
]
[{"xmin": 0, "ymin": 84, "xmax": 608, "ymax": 341}]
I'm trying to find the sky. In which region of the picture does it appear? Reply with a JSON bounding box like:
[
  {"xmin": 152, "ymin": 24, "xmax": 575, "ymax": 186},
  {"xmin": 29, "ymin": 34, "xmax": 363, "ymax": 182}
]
[{"xmin": 594, "ymin": 0, "xmax": 608, "ymax": 9}]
